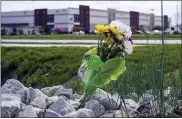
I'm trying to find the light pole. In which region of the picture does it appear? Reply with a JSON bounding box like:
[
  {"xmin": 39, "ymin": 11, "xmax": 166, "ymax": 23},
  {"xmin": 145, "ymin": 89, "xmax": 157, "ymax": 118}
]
[
  {"xmin": 151, "ymin": 9, "xmax": 154, "ymax": 31},
  {"xmin": 176, "ymin": 1, "xmax": 179, "ymax": 32}
]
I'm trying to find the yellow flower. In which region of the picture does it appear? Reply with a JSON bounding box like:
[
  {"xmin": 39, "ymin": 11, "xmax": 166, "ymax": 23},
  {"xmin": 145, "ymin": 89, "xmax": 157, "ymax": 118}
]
[
  {"xmin": 108, "ymin": 25, "xmax": 120, "ymax": 36},
  {"xmin": 95, "ymin": 24, "xmax": 107, "ymax": 35},
  {"xmin": 104, "ymin": 37, "xmax": 114, "ymax": 45}
]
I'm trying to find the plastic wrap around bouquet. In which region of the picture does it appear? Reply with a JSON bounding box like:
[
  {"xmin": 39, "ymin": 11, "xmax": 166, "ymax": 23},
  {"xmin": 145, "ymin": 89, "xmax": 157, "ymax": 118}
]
[{"xmin": 78, "ymin": 20, "xmax": 134, "ymax": 96}]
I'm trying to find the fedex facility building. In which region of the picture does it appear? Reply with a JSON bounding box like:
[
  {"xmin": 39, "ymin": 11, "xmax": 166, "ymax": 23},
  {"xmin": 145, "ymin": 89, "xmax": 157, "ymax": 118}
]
[{"xmin": 1, "ymin": 5, "xmax": 171, "ymax": 34}]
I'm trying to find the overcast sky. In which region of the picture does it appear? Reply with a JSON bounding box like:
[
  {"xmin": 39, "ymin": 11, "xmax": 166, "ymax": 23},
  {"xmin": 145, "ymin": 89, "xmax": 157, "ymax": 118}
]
[{"xmin": 2, "ymin": 1, "xmax": 181, "ymax": 26}]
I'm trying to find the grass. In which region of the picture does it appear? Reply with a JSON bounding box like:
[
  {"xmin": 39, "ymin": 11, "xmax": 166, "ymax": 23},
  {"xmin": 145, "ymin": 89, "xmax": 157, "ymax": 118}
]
[
  {"xmin": 1, "ymin": 34, "xmax": 182, "ymax": 39},
  {"xmin": 1, "ymin": 47, "xmax": 92, "ymax": 89},
  {"xmin": 1, "ymin": 42, "xmax": 97, "ymax": 45},
  {"xmin": 2, "ymin": 44, "xmax": 182, "ymax": 117},
  {"xmin": 103, "ymin": 44, "xmax": 182, "ymax": 117},
  {"xmin": 1, "ymin": 45, "xmax": 181, "ymax": 94}
]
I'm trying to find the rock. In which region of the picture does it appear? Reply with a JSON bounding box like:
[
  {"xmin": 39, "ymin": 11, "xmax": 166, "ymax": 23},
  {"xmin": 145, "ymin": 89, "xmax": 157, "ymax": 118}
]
[
  {"xmin": 135, "ymin": 102, "xmax": 154, "ymax": 118},
  {"xmin": 47, "ymin": 96, "xmax": 69, "ymax": 108},
  {"xmin": 30, "ymin": 97, "xmax": 47, "ymax": 109},
  {"xmin": 16, "ymin": 105, "xmax": 37, "ymax": 118},
  {"xmin": 1, "ymin": 93, "xmax": 22, "ymax": 102},
  {"xmin": 163, "ymin": 87, "xmax": 178, "ymax": 98},
  {"xmin": 90, "ymin": 88, "xmax": 119, "ymax": 110},
  {"xmin": 84, "ymin": 99, "xmax": 105, "ymax": 117},
  {"xmin": 1, "ymin": 79, "xmax": 27, "ymax": 103},
  {"xmin": 120, "ymin": 99, "xmax": 139, "ymax": 116},
  {"xmin": 64, "ymin": 109, "xmax": 95, "ymax": 118},
  {"xmin": 164, "ymin": 87, "xmax": 172, "ymax": 97},
  {"xmin": 43, "ymin": 109, "xmax": 62, "ymax": 117},
  {"xmin": 151, "ymin": 101, "xmax": 173, "ymax": 115},
  {"xmin": 114, "ymin": 110, "xmax": 127, "ymax": 117},
  {"xmin": 48, "ymin": 96, "xmax": 75, "ymax": 116},
  {"xmin": 54, "ymin": 88, "xmax": 74, "ymax": 100},
  {"xmin": 115, "ymin": 99, "xmax": 139, "ymax": 117},
  {"xmin": 41, "ymin": 85, "xmax": 63, "ymax": 97},
  {"xmin": 46, "ymin": 96, "xmax": 59, "ymax": 108},
  {"xmin": 100, "ymin": 110, "xmax": 127, "ymax": 118},
  {"xmin": 125, "ymin": 99, "xmax": 139, "ymax": 109},
  {"xmin": 99, "ymin": 110, "xmax": 114, "ymax": 118},
  {"xmin": 74, "ymin": 93, "xmax": 82, "ymax": 100},
  {"xmin": 138, "ymin": 93, "xmax": 154, "ymax": 105},
  {"xmin": 28, "ymin": 87, "xmax": 48, "ymax": 102},
  {"xmin": 166, "ymin": 108, "xmax": 182, "ymax": 118},
  {"xmin": 61, "ymin": 95, "xmax": 69, "ymax": 101},
  {"xmin": 1, "ymin": 101, "xmax": 22, "ymax": 118},
  {"xmin": 123, "ymin": 93, "xmax": 139, "ymax": 102},
  {"xmin": 67, "ymin": 100, "xmax": 80, "ymax": 110},
  {"xmin": 177, "ymin": 100, "xmax": 182, "ymax": 105},
  {"xmin": 136, "ymin": 101, "xmax": 173, "ymax": 117},
  {"xmin": 33, "ymin": 107, "xmax": 43, "ymax": 117},
  {"xmin": 172, "ymin": 105, "xmax": 182, "ymax": 117}
]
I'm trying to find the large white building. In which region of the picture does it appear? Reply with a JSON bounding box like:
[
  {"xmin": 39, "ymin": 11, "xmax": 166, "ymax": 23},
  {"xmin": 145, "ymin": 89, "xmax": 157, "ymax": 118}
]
[{"xmin": 1, "ymin": 5, "xmax": 171, "ymax": 34}]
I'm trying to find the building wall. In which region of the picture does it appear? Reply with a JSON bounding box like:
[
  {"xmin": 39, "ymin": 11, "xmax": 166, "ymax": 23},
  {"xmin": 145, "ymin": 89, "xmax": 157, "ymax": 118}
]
[
  {"xmin": 130, "ymin": 11, "xmax": 139, "ymax": 30},
  {"xmin": 90, "ymin": 16, "xmax": 108, "ymax": 24},
  {"xmin": 17, "ymin": 27, "xmax": 40, "ymax": 35},
  {"xmin": 114, "ymin": 18, "xmax": 130, "ymax": 26},
  {"xmin": 1, "ymin": 6, "xmax": 169, "ymax": 33},
  {"xmin": 79, "ymin": 5, "xmax": 90, "ymax": 32},
  {"xmin": 2, "ymin": 11, "xmax": 34, "ymax": 26},
  {"xmin": 149, "ymin": 14, "xmax": 155, "ymax": 30},
  {"xmin": 90, "ymin": 9, "xmax": 108, "ymax": 17},
  {"xmin": 34, "ymin": 9, "xmax": 47, "ymax": 30},
  {"xmin": 1, "ymin": 27, "xmax": 13, "ymax": 34},
  {"xmin": 48, "ymin": 8, "xmax": 69, "ymax": 15},
  {"xmin": 116, "ymin": 11, "xmax": 130, "ymax": 19},
  {"xmin": 139, "ymin": 14, "xmax": 150, "ymax": 26},
  {"xmin": 2, "ymin": 11, "xmax": 34, "ymax": 17},
  {"xmin": 154, "ymin": 16, "xmax": 161, "ymax": 26},
  {"xmin": 108, "ymin": 8, "xmax": 116, "ymax": 24},
  {"xmin": 115, "ymin": 11, "xmax": 130, "ymax": 25},
  {"xmin": 68, "ymin": 8, "xmax": 79, "ymax": 15},
  {"xmin": 2, "ymin": 16, "xmax": 34, "ymax": 26},
  {"xmin": 54, "ymin": 15, "xmax": 69, "ymax": 23}
]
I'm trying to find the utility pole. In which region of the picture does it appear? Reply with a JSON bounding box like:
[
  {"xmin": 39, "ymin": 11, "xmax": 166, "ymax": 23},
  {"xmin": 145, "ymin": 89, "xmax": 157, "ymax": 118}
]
[
  {"xmin": 151, "ymin": 9, "xmax": 154, "ymax": 31},
  {"xmin": 176, "ymin": 1, "xmax": 179, "ymax": 32}
]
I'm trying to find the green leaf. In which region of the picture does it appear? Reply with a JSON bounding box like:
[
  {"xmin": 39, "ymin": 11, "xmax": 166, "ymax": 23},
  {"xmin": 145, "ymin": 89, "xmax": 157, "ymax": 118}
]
[{"xmin": 83, "ymin": 55, "xmax": 126, "ymax": 95}]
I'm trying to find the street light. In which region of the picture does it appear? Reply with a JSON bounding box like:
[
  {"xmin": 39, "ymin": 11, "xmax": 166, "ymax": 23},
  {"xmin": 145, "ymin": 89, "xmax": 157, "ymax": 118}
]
[
  {"xmin": 176, "ymin": 1, "xmax": 179, "ymax": 32},
  {"xmin": 151, "ymin": 9, "xmax": 154, "ymax": 31},
  {"xmin": 151, "ymin": 9, "xmax": 154, "ymax": 14}
]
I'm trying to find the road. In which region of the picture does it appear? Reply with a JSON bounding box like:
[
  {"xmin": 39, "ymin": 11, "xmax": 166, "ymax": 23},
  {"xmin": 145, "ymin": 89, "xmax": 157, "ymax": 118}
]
[
  {"xmin": 1, "ymin": 39, "xmax": 181, "ymax": 47},
  {"xmin": 1, "ymin": 44, "xmax": 144, "ymax": 47},
  {"xmin": 1, "ymin": 39, "xmax": 182, "ymax": 44}
]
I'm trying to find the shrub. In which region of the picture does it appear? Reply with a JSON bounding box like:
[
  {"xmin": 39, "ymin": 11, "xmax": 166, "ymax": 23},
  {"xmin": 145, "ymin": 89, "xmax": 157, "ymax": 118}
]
[{"xmin": 53, "ymin": 27, "xmax": 62, "ymax": 34}]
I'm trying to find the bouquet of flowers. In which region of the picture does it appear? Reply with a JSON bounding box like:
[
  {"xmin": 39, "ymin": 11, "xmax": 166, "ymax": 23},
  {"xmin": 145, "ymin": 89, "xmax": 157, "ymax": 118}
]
[{"xmin": 78, "ymin": 20, "xmax": 133, "ymax": 105}]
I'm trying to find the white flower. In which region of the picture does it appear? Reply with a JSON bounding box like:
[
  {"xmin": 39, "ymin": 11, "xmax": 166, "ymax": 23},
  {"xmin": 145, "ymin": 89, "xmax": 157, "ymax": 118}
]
[
  {"xmin": 110, "ymin": 20, "xmax": 132, "ymax": 38},
  {"xmin": 123, "ymin": 40, "xmax": 133, "ymax": 54},
  {"xmin": 116, "ymin": 34, "xmax": 124, "ymax": 41}
]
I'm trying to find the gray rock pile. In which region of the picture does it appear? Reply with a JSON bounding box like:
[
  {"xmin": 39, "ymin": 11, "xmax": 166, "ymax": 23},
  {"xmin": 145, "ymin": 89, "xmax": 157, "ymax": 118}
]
[{"xmin": 2, "ymin": 79, "xmax": 178, "ymax": 118}]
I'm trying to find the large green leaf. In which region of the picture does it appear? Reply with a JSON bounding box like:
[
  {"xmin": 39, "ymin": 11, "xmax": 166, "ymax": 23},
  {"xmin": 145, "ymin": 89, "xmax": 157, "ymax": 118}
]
[{"xmin": 83, "ymin": 55, "xmax": 126, "ymax": 95}]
